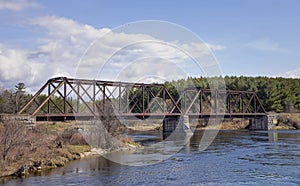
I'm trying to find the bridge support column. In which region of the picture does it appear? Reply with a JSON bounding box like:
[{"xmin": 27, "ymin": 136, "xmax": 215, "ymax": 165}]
[
  {"xmin": 163, "ymin": 115, "xmax": 191, "ymax": 133},
  {"xmin": 163, "ymin": 116, "xmax": 177, "ymax": 133},
  {"xmin": 249, "ymin": 116, "xmax": 268, "ymax": 130},
  {"xmin": 266, "ymin": 115, "xmax": 279, "ymax": 130},
  {"xmin": 249, "ymin": 115, "xmax": 278, "ymax": 130}
]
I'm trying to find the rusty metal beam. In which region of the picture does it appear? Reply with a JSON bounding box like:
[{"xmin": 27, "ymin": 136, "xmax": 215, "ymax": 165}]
[
  {"xmin": 31, "ymin": 81, "xmax": 64, "ymax": 116},
  {"xmin": 18, "ymin": 80, "xmax": 50, "ymax": 114}
]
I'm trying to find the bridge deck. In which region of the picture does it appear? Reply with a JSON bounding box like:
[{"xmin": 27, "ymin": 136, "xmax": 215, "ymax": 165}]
[{"xmin": 35, "ymin": 112, "xmax": 266, "ymax": 121}]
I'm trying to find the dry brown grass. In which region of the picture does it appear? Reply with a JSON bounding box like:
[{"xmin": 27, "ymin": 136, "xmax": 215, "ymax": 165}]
[
  {"xmin": 0, "ymin": 120, "xmax": 91, "ymax": 177},
  {"xmin": 68, "ymin": 145, "xmax": 91, "ymax": 154},
  {"xmin": 277, "ymin": 114, "xmax": 300, "ymax": 129},
  {"xmin": 0, "ymin": 119, "xmax": 141, "ymax": 178},
  {"xmin": 193, "ymin": 118, "xmax": 249, "ymax": 130}
]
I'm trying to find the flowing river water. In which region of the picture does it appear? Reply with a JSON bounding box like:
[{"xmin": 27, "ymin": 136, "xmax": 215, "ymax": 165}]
[{"xmin": 2, "ymin": 130, "xmax": 300, "ymax": 185}]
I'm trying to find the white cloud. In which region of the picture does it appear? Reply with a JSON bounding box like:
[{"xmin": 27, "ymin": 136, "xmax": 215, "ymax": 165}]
[
  {"xmin": 30, "ymin": 16, "xmax": 109, "ymax": 39},
  {"xmin": 0, "ymin": 44, "xmax": 56, "ymax": 91},
  {"xmin": 0, "ymin": 44, "xmax": 31, "ymax": 81},
  {"xmin": 0, "ymin": 16, "xmax": 225, "ymax": 92},
  {"xmin": 247, "ymin": 38, "xmax": 287, "ymax": 52},
  {"xmin": 207, "ymin": 43, "xmax": 226, "ymax": 51},
  {"xmin": 0, "ymin": 0, "xmax": 39, "ymax": 11},
  {"xmin": 280, "ymin": 68, "xmax": 300, "ymax": 78}
]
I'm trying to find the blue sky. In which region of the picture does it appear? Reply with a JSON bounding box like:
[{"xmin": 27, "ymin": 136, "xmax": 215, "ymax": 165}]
[{"xmin": 0, "ymin": 0, "xmax": 300, "ymax": 91}]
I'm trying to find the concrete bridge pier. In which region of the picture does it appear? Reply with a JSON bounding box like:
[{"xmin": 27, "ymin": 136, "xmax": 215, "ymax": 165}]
[
  {"xmin": 163, "ymin": 115, "xmax": 191, "ymax": 134},
  {"xmin": 249, "ymin": 117, "xmax": 267, "ymax": 130},
  {"xmin": 249, "ymin": 115, "xmax": 277, "ymax": 130}
]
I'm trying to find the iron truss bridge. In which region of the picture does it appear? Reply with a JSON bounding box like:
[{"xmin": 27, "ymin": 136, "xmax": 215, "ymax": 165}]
[{"xmin": 18, "ymin": 77, "xmax": 266, "ymax": 121}]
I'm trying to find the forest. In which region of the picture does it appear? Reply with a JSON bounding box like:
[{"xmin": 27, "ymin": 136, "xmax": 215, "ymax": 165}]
[{"xmin": 0, "ymin": 76, "xmax": 300, "ymax": 114}]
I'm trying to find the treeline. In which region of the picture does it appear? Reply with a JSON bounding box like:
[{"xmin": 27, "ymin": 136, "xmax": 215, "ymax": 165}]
[
  {"xmin": 165, "ymin": 76, "xmax": 300, "ymax": 113},
  {"xmin": 1, "ymin": 76, "xmax": 300, "ymax": 114},
  {"xmin": 0, "ymin": 90, "xmax": 74, "ymax": 115},
  {"xmin": 0, "ymin": 83, "xmax": 31, "ymax": 114}
]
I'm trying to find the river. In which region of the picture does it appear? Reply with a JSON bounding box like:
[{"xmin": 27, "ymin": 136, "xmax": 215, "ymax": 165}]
[{"xmin": 2, "ymin": 130, "xmax": 300, "ymax": 185}]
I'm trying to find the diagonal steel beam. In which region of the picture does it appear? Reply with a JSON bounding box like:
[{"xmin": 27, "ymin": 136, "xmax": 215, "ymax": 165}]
[
  {"xmin": 184, "ymin": 89, "xmax": 201, "ymax": 114},
  {"xmin": 144, "ymin": 87, "xmax": 164, "ymax": 113},
  {"xmin": 230, "ymin": 93, "xmax": 242, "ymax": 113},
  {"xmin": 66, "ymin": 81, "xmax": 95, "ymax": 116},
  {"xmin": 31, "ymin": 81, "xmax": 64, "ymax": 116},
  {"xmin": 49, "ymin": 98, "xmax": 64, "ymax": 114},
  {"xmin": 49, "ymin": 82, "xmax": 76, "ymax": 114},
  {"xmin": 18, "ymin": 80, "xmax": 50, "ymax": 114},
  {"xmin": 244, "ymin": 93, "xmax": 255, "ymax": 113}
]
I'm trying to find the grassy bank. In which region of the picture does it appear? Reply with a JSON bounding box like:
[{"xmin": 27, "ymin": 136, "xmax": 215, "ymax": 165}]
[
  {"xmin": 0, "ymin": 121, "xmax": 92, "ymax": 178},
  {"xmin": 273, "ymin": 113, "xmax": 300, "ymax": 130},
  {"xmin": 0, "ymin": 120, "xmax": 141, "ymax": 179}
]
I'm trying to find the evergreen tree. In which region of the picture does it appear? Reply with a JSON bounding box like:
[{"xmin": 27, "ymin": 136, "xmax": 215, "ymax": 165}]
[{"xmin": 14, "ymin": 82, "xmax": 26, "ymax": 113}]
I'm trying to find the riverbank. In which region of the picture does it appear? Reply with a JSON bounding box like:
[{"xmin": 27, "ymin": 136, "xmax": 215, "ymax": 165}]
[
  {"xmin": 193, "ymin": 113, "xmax": 300, "ymax": 130},
  {"xmin": 1, "ymin": 113, "xmax": 299, "ymax": 179},
  {"xmin": 3, "ymin": 130, "xmax": 300, "ymax": 185},
  {"xmin": 0, "ymin": 121, "xmax": 140, "ymax": 179},
  {"xmin": 271, "ymin": 113, "xmax": 300, "ymax": 129}
]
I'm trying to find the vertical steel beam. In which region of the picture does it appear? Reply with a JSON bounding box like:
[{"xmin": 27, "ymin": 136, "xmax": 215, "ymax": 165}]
[
  {"xmin": 241, "ymin": 93, "xmax": 244, "ymax": 113},
  {"xmin": 63, "ymin": 80, "xmax": 67, "ymax": 114},
  {"xmin": 93, "ymin": 81, "xmax": 96, "ymax": 113},
  {"xmin": 215, "ymin": 90, "xmax": 218, "ymax": 114},
  {"xmin": 228, "ymin": 94, "xmax": 231, "ymax": 114},
  {"xmin": 77, "ymin": 83, "xmax": 80, "ymax": 113},
  {"xmin": 163, "ymin": 88, "xmax": 166, "ymax": 113},
  {"xmin": 254, "ymin": 94, "xmax": 257, "ymax": 113},
  {"xmin": 142, "ymin": 85, "xmax": 145, "ymax": 113},
  {"xmin": 119, "ymin": 84, "xmax": 121, "ymax": 113},
  {"xmin": 126, "ymin": 86, "xmax": 129, "ymax": 113},
  {"xmin": 48, "ymin": 82, "xmax": 51, "ymax": 114},
  {"xmin": 147, "ymin": 87, "xmax": 150, "ymax": 113},
  {"xmin": 200, "ymin": 89, "xmax": 203, "ymax": 113},
  {"xmin": 103, "ymin": 84, "xmax": 105, "ymax": 113}
]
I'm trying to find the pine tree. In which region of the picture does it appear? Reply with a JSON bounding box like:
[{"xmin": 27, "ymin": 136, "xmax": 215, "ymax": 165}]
[{"xmin": 14, "ymin": 82, "xmax": 26, "ymax": 113}]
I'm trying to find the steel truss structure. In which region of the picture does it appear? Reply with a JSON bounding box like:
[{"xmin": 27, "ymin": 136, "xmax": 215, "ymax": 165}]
[
  {"xmin": 18, "ymin": 77, "xmax": 266, "ymax": 120},
  {"xmin": 174, "ymin": 87, "xmax": 266, "ymax": 118}
]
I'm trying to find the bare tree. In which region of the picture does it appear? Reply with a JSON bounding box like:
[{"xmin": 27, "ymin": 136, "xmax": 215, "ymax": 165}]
[{"xmin": 0, "ymin": 120, "xmax": 26, "ymax": 161}]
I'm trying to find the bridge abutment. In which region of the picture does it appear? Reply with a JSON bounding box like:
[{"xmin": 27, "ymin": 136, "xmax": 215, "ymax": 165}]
[{"xmin": 0, "ymin": 114, "xmax": 36, "ymax": 128}]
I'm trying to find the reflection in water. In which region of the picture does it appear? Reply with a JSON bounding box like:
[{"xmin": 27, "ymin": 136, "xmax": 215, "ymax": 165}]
[
  {"xmin": 3, "ymin": 130, "xmax": 300, "ymax": 185},
  {"xmin": 268, "ymin": 131, "xmax": 278, "ymax": 142}
]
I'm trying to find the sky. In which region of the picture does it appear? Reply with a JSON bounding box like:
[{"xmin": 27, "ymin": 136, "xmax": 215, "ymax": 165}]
[{"xmin": 0, "ymin": 0, "xmax": 300, "ymax": 92}]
